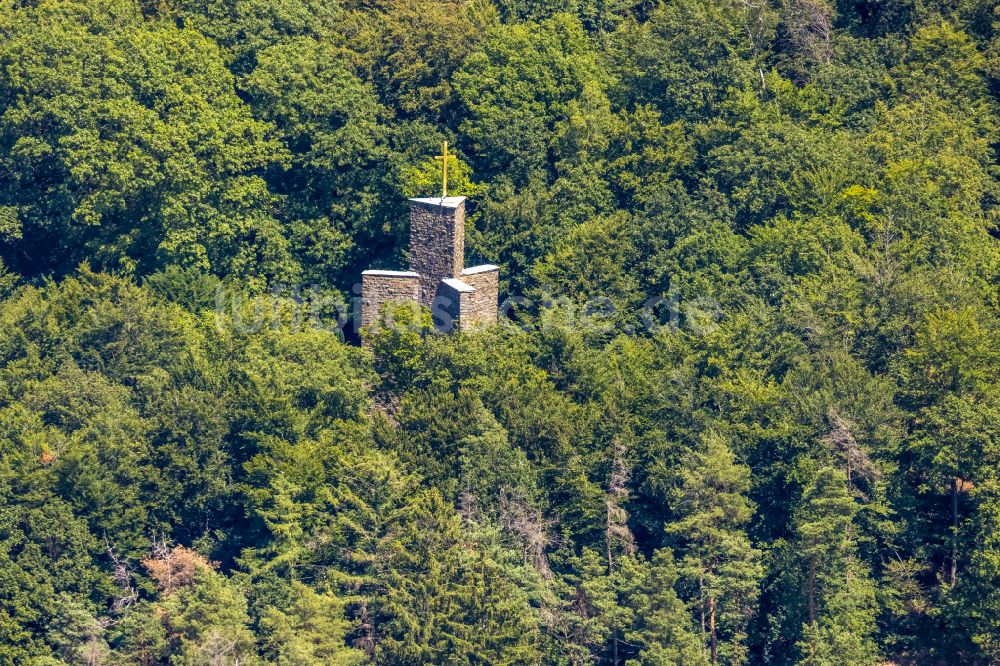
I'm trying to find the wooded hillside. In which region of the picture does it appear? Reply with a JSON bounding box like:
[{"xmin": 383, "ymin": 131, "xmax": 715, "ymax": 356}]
[{"xmin": 0, "ymin": 0, "xmax": 997, "ymax": 663}]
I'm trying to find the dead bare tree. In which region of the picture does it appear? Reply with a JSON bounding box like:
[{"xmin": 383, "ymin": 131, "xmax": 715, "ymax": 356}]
[
  {"xmin": 605, "ymin": 439, "xmax": 636, "ymax": 666},
  {"xmin": 499, "ymin": 490, "xmax": 554, "ymax": 578},
  {"xmin": 782, "ymin": 0, "xmax": 834, "ymax": 75},
  {"xmin": 739, "ymin": 0, "xmax": 773, "ymax": 90},
  {"xmin": 104, "ymin": 537, "xmax": 139, "ymax": 613},
  {"xmin": 142, "ymin": 536, "xmax": 216, "ymax": 595},
  {"xmin": 823, "ymin": 406, "xmax": 877, "ymax": 495},
  {"xmin": 458, "ymin": 487, "xmax": 482, "ymax": 523},
  {"xmin": 195, "ymin": 629, "xmax": 241, "ymax": 666},
  {"xmin": 605, "ymin": 439, "xmax": 636, "ymax": 569},
  {"xmin": 81, "ymin": 619, "xmax": 111, "ymax": 666}
]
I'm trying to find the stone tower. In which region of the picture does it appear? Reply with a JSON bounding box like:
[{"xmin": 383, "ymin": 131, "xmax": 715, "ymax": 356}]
[{"xmin": 361, "ymin": 196, "xmax": 498, "ymax": 335}]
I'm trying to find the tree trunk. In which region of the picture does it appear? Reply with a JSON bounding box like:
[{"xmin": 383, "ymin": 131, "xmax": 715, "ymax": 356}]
[
  {"xmin": 709, "ymin": 595, "xmax": 718, "ymax": 665},
  {"xmin": 950, "ymin": 477, "xmax": 959, "ymax": 585},
  {"xmin": 606, "ymin": 535, "xmax": 619, "ymax": 666},
  {"xmin": 806, "ymin": 554, "xmax": 817, "ymax": 666},
  {"xmin": 699, "ymin": 574, "xmax": 707, "ymax": 657},
  {"xmin": 807, "ymin": 555, "xmax": 816, "ymax": 628}
]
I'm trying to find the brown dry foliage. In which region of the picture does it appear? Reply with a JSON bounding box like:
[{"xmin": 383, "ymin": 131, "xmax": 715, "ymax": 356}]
[{"xmin": 142, "ymin": 544, "xmax": 216, "ymax": 595}]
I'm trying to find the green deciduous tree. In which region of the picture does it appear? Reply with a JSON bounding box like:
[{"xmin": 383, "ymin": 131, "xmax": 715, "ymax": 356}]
[{"xmin": 0, "ymin": 1, "xmax": 292, "ymax": 287}]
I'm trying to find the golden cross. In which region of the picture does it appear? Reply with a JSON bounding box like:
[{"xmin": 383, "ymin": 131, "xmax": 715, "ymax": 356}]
[{"xmin": 434, "ymin": 141, "xmax": 457, "ymax": 198}]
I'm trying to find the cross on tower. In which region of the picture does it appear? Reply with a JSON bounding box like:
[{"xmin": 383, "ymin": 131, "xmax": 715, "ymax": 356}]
[
  {"xmin": 434, "ymin": 141, "xmax": 457, "ymax": 198},
  {"xmin": 360, "ymin": 141, "xmax": 499, "ymax": 339}
]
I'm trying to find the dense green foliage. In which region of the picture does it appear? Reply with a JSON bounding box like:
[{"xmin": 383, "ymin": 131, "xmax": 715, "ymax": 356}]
[{"xmin": 0, "ymin": 0, "xmax": 997, "ymax": 663}]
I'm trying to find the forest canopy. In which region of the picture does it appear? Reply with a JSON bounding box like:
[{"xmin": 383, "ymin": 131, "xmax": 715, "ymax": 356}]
[{"xmin": 0, "ymin": 0, "xmax": 998, "ymax": 664}]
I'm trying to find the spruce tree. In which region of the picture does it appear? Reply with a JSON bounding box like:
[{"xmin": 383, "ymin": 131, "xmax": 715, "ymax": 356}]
[
  {"xmin": 789, "ymin": 467, "xmax": 879, "ymax": 666},
  {"xmin": 622, "ymin": 550, "xmax": 707, "ymax": 666},
  {"xmin": 666, "ymin": 435, "xmax": 763, "ymax": 665}
]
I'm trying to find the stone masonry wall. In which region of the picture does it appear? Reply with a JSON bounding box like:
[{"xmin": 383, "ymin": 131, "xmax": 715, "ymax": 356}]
[
  {"xmin": 460, "ymin": 265, "xmax": 499, "ymax": 330},
  {"xmin": 360, "ymin": 197, "xmax": 498, "ymax": 340},
  {"xmin": 361, "ymin": 271, "xmax": 420, "ymax": 330},
  {"xmin": 459, "ymin": 289, "xmax": 474, "ymax": 331},
  {"xmin": 408, "ymin": 197, "xmax": 465, "ymax": 307},
  {"xmin": 435, "ymin": 279, "xmax": 469, "ymax": 334}
]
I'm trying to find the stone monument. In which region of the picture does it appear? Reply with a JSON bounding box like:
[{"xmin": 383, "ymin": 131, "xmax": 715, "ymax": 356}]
[{"xmin": 361, "ymin": 142, "xmax": 499, "ymax": 335}]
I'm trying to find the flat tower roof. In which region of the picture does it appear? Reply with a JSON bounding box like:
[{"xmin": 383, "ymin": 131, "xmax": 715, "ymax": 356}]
[
  {"xmin": 441, "ymin": 277, "xmax": 475, "ymax": 293},
  {"xmin": 462, "ymin": 264, "xmax": 499, "ymax": 275},
  {"xmin": 409, "ymin": 196, "xmax": 466, "ymax": 208},
  {"xmin": 362, "ymin": 270, "xmax": 420, "ymax": 277}
]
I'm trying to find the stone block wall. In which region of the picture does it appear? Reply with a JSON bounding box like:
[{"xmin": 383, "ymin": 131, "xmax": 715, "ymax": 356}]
[
  {"xmin": 460, "ymin": 265, "xmax": 499, "ymax": 330},
  {"xmin": 435, "ymin": 278, "xmax": 474, "ymax": 334},
  {"xmin": 360, "ymin": 197, "xmax": 499, "ymax": 341},
  {"xmin": 408, "ymin": 197, "xmax": 465, "ymax": 306},
  {"xmin": 361, "ymin": 270, "xmax": 420, "ymax": 329}
]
